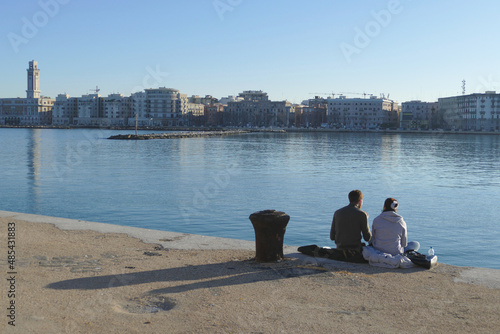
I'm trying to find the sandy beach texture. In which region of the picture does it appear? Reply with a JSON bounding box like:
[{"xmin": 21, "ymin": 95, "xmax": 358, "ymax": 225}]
[{"xmin": 1, "ymin": 212, "xmax": 500, "ymax": 334}]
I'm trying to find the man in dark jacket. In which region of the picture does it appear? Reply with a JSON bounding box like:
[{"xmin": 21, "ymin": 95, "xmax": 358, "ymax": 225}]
[
  {"xmin": 330, "ymin": 190, "xmax": 371, "ymax": 250},
  {"xmin": 298, "ymin": 190, "xmax": 371, "ymax": 263}
]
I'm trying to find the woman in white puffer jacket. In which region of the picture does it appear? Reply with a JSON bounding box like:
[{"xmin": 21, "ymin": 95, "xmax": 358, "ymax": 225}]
[{"xmin": 371, "ymin": 198, "xmax": 420, "ymax": 256}]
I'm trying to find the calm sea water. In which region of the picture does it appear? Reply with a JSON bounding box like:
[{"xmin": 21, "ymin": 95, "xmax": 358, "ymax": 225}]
[{"xmin": 1, "ymin": 128, "xmax": 499, "ymax": 269}]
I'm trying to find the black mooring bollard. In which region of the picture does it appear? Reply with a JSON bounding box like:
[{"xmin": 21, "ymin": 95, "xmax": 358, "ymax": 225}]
[{"xmin": 249, "ymin": 210, "xmax": 290, "ymax": 262}]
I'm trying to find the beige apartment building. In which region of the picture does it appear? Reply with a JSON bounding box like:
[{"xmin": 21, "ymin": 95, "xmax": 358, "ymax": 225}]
[
  {"xmin": 143, "ymin": 87, "xmax": 188, "ymax": 126},
  {"xmin": 224, "ymin": 90, "xmax": 294, "ymax": 127},
  {"xmin": 52, "ymin": 94, "xmax": 78, "ymax": 125},
  {"xmin": 327, "ymin": 95, "xmax": 399, "ymax": 129},
  {"xmin": 400, "ymin": 100, "xmax": 438, "ymax": 130}
]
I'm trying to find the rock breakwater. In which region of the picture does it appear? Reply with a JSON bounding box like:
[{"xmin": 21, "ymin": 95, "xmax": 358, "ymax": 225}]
[{"xmin": 108, "ymin": 130, "xmax": 252, "ymax": 140}]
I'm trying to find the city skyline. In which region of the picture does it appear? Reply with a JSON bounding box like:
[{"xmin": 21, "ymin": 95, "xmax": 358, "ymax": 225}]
[{"xmin": 2, "ymin": 1, "xmax": 500, "ymax": 103}]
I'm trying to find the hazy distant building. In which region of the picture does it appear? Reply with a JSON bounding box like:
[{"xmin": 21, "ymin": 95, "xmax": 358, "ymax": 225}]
[
  {"xmin": 0, "ymin": 60, "xmax": 54, "ymax": 125},
  {"xmin": 188, "ymin": 95, "xmax": 218, "ymax": 105},
  {"xmin": 52, "ymin": 94, "xmax": 78, "ymax": 125},
  {"xmin": 129, "ymin": 91, "xmax": 147, "ymax": 125},
  {"xmin": 239, "ymin": 90, "xmax": 269, "ymax": 102},
  {"xmin": 73, "ymin": 94, "xmax": 103, "ymax": 126},
  {"xmin": 400, "ymin": 101, "xmax": 438, "ymax": 130},
  {"xmin": 102, "ymin": 94, "xmax": 134, "ymax": 126},
  {"xmin": 206, "ymin": 103, "xmax": 224, "ymax": 126},
  {"xmin": 184, "ymin": 102, "xmax": 205, "ymax": 126},
  {"xmin": 297, "ymin": 96, "xmax": 328, "ymax": 127},
  {"xmin": 307, "ymin": 96, "xmax": 329, "ymax": 107},
  {"xmin": 53, "ymin": 87, "xmax": 190, "ymax": 127},
  {"xmin": 294, "ymin": 105, "xmax": 304, "ymax": 127},
  {"xmin": 52, "ymin": 93, "xmax": 134, "ymax": 126},
  {"xmin": 224, "ymin": 90, "xmax": 294, "ymax": 127},
  {"xmin": 143, "ymin": 87, "xmax": 187, "ymax": 126},
  {"xmin": 327, "ymin": 95, "xmax": 399, "ymax": 129},
  {"xmin": 438, "ymin": 92, "xmax": 500, "ymax": 131},
  {"xmin": 300, "ymin": 105, "xmax": 327, "ymax": 128},
  {"xmin": 219, "ymin": 95, "xmax": 243, "ymax": 105}
]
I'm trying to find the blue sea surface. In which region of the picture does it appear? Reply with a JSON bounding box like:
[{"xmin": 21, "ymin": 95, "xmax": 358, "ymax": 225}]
[{"xmin": 1, "ymin": 128, "xmax": 499, "ymax": 269}]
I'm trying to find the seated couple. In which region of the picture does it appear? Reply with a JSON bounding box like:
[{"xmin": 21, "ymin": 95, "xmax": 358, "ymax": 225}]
[{"xmin": 328, "ymin": 190, "xmax": 419, "ymax": 263}]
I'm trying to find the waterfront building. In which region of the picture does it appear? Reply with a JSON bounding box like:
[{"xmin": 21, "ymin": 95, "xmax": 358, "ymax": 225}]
[
  {"xmin": 184, "ymin": 102, "xmax": 205, "ymax": 126},
  {"xmin": 188, "ymin": 95, "xmax": 218, "ymax": 105},
  {"xmin": 438, "ymin": 92, "xmax": 500, "ymax": 131},
  {"xmin": 129, "ymin": 91, "xmax": 148, "ymax": 126},
  {"xmin": 238, "ymin": 90, "xmax": 269, "ymax": 102},
  {"xmin": 103, "ymin": 94, "xmax": 134, "ymax": 126},
  {"xmin": 205, "ymin": 103, "xmax": 225, "ymax": 126},
  {"xmin": 293, "ymin": 100, "xmax": 327, "ymax": 128},
  {"xmin": 0, "ymin": 60, "xmax": 54, "ymax": 125},
  {"xmin": 224, "ymin": 90, "xmax": 294, "ymax": 127},
  {"xmin": 296, "ymin": 97, "xmax": 328, "ymax": 127},
  {"xmin": 52, "ymin": 94, "xmax": 78, "ymax": 125},
  {"xmin": 219, "ymin": 95, "xmax": 243, "ymax": 105},
  {"xmin": 307, "ymin": 96, "xmax": 329, "ymax": 107},
  {"xmin": 400, "ymin": 100, "xmax": 438, "ymax": 130},
  {"xmin": 327, "ymin": 95, "xmax": 399, "ymax": 129},
  {"xmin": 74, "ymin": 94, "xmax": 103, "ymax": 126},
  {"xmin": 294, "ymin": 105, "xmax": 304, "ymax": 127},
  {"xmin": 53, "ymin": 93, "xmax": 134, "ymax": 126},
  {"xmin": 301, "ymin": 105, "xmax": 327, "ymax": 128},
  {"xmin": 51, "ymin": 88, "xmax": 190, "ymax": 127},
  {"xmin": 0, "ymin": 97, "xmax": 54, "ymax": 125},
  {"xmin": 187, "ymin": 95, "xmax": 218, "ymax": 126},
  {"xmin": 144, "ymin": 87, "xmax": 188, "ymax": 126}
]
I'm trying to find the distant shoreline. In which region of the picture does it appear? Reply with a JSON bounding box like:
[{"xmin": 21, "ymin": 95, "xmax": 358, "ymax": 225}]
[{"xmin": 1, "ymin": 124, "xmax": 499, "ymax": 135}]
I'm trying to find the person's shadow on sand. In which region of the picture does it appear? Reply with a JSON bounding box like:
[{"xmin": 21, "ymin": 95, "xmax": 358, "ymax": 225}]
[{"xmin": 46, "ymin": 259, "xmax": 324, "ymax": 294}]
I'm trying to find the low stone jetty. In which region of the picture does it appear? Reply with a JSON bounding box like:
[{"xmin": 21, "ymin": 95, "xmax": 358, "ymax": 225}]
[{"xmin": 108, "ymin": 130, "xmax": 252, "ymax": 140}]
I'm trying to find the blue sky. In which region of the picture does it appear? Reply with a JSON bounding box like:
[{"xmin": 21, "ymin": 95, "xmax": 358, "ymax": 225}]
[{"xmin": 1, "ymin": 0, "xmax": 500, "ymax": 103}]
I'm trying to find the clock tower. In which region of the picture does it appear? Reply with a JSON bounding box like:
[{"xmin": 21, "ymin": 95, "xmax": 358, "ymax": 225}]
[{"xmin": 26, "ymin": 60, "xmax": 41, "ymax": 99}]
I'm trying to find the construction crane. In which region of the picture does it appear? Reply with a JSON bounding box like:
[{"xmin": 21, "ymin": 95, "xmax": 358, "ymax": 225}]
[
  {"xmin": 308, "ymin": 91, "xmax": 375, "ymax": 99},
  {"xmin": 337, "ymin": 92, "xmax": 373, "ymax": 98},
  {"xmin": 90, "ymin": 86, "xmax": 100, "ymax": 94},
  {"xmin": 309, "ymin": 92, "xmax": 335, "ymax": 98}
]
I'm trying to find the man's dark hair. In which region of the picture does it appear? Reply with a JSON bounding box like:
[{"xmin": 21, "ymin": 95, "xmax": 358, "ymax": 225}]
[{"xmin": 348, "ymin": 190, "xmax": 363, "ymax": 204}]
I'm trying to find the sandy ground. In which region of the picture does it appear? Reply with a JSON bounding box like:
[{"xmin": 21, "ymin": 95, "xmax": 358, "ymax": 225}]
[{"xmin": 1, "ymin": 217, "xmax": 500, "ymax": 334}]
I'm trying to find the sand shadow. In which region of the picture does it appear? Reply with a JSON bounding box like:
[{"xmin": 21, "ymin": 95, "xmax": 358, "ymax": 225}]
[
  {"xmin": 290, "ymin": 252, "xmax": 433, "ymax": 274},
  {"xmin": 46, "ymin": 259, "xmax": 324, "ymax": 293}
]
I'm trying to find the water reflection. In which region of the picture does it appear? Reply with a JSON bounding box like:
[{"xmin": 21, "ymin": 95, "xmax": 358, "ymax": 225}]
[{"xmin": 27, "ymin": 129, "xmax": 42, "ymax": 213}]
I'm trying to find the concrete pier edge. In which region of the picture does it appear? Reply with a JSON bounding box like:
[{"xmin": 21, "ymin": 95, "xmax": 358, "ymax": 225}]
[{"xmin": 2, "ymin": 210, "xmax": 500, "ymax": 289}]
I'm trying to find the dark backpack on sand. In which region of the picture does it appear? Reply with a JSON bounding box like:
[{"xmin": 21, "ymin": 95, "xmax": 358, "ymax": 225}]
[{"xmin": 405, "ymin": 250, "xmax": 438, "ymax": 269}]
